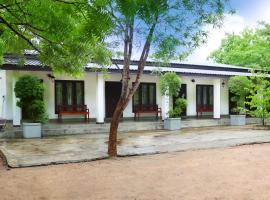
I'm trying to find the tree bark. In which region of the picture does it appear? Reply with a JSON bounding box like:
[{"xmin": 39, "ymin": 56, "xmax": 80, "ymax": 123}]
[{"xmin": 108, "ymin": 99, "xmax": 125, "ymax": 157}]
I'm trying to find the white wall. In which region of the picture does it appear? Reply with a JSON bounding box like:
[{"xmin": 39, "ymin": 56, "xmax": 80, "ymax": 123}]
[
  {"xmin": 5, "ymin": 70, "xmax": 229, "ymax": 120},
  {"xmin": 5, "ymin": 71, "xmax": 97, "ymax": 119},
  {"xmin": 220, "ymin": 79, "xmax": 229, "ymax": 115},
  {"xmin": 6, "ymin": 71, "xmax": 14, "ymax": 120},
  {"xmin": 181, "ymin": 76, "xmax": 229, "ymax": 116}
]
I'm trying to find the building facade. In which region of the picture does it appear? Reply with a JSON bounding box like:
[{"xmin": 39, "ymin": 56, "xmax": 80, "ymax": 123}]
[{"xmin": 0, "ymin": 55, "xmax": 253, "ymax": 126}]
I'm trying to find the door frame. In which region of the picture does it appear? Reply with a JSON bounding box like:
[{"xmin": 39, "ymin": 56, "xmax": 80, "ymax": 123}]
[{"xmin": 196, "ymin": 84, "xmax": 214, "ymax": 110}]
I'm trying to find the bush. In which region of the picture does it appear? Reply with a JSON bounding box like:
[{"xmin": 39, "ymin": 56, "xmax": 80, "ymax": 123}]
[
  {"xmin": 14, "ymin": 75, "xmax": 48, "ymax": 123},
  {"xmin": 228, "ymin": 76, "xmax": 252, "ymax": 114},
  {"xmin": 168, "ymin": 98, "xmax": 187, "ymax": 118}
]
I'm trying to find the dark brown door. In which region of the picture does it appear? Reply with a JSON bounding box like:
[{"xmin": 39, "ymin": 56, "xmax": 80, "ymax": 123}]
[
  {"xmin": 105, "ymin": 82, "xmax": 122, "ymax": 118},
  {"xmin": 196, "ymin": 85, "xmax": 213, "ymax": 111}
]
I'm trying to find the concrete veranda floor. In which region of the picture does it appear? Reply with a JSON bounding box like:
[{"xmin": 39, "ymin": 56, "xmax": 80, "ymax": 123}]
[{"xmin": 1, "ymin": 125, "xmax": 270, "ymax": 167}]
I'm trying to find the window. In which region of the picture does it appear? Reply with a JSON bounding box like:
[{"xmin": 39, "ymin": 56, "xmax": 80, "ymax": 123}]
[
  {"xmin": 133, "ymin": 83, "xmax": 156, "ymax": 110},
  {"xmin": 55, "ymin": 80, "xmax": 84, "ymax": 113},
  {"xmin": 196, "ymin": 85, "xmax": 213, "ymax": 107}
]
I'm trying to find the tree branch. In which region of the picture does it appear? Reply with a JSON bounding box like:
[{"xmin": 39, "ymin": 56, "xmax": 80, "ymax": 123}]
[
  {"xmin": 121, "ymin": 17, "xmax": 134, "ymax": 101},
  {"xmin": 53, "ymin": 0, "xmax": 86, "ymax": 5},
  {"xmin": 125, "ymin": 17, "xmax": 158, "ymax": 104},
  {"xmin": 0, "ymin": 16, "xmax": 41, "ymax": 53}
]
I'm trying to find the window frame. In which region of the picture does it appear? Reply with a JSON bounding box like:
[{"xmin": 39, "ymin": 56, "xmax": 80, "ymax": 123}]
[
  {"xmin": 196, "ymin": 84, "xmax": 213, "ymax": 107},
  {"xmin": 54, "ymin": 80, "xmax": 85, "ymax": 114},
  {"xmin": 132, "ymin": 82, "xmax": 156, "ymax": 112}
]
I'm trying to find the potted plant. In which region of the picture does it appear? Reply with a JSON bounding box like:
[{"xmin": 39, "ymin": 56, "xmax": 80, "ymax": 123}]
[
  {"xmin": 14, "ymin": 75, "xmax": 48, "ymax": 138},
  {"xmin": 164, "ymin": 97, "xmax": 187, "ymax": 130},
  {"xmin": 228, "ymin": 76, "xmax": 252, "ymax": 126},
  {"xmin": 160, "ymin": 72, "xmax": 187, "ymax": 130}
]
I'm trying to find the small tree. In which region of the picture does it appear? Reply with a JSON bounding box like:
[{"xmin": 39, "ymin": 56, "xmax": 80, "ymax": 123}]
[
  {"xmin": 160, "ymin": 72, "xmax": 187, "ymax": 118},
  {"xmin": 246, "ymin": 75, "xmax": 270, "ymax": 126},
  {"xmin": 228, "ymin": 76, "xmax": 252, "ymax": 114},
  {"xmin": 14, "ymin": 75, "xmax": 48, "ymax": 123},
  {"xmin": 160, "ymin": 72, "xmax": 181, "ymax": 97}
]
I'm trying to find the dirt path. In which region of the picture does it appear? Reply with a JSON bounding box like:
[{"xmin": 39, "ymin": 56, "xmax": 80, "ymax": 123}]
[{"xmin": 2, "ymin": 144, "xmax": 270, "ymax": 200}]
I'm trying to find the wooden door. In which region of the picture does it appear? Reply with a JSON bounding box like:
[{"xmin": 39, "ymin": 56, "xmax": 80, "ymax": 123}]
[
  {"xmin": 105, "ymin": 82, "xmax": 122, "ymax": 118},
  {"xmin": 196, "ymin": 85, "xmax": 213, "ymax": 111}
]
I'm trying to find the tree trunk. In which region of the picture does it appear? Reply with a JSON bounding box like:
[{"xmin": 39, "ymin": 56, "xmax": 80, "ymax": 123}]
[
  {"xmin": 108, "ymin": 97, "xmax": 130, "ymax": 157},
  {"xmin": 107, "ymin": 17, "xmax": 158, "ymax": 157},
  {"xmin": 108, "ymin": 105, "xmax": 123, "ymax": 157}
]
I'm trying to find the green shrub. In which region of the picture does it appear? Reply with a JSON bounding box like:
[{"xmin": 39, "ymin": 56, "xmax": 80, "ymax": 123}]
[
  {"xmin": 228, "ymin": 76, "xmax": 252, "ymax": 114},
  {"xmin": 246, "ymin": 74, "xmax": 270, "ymax": 126},
  {"xmin": 168, "ymin": 98, "xmax": 187, "ymax": 118},
  {"xmin": 14, "ymin": 75, "xmax": 48, "ymax": 123}
]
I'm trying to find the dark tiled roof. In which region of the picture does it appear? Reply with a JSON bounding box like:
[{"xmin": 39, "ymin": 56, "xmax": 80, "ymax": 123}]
[{"xmin": 1, "ymin": 54, "xmax": 253, "ymax": 77}]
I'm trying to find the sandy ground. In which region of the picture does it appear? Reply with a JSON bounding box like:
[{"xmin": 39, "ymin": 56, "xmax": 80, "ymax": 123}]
[
  {"xmin": 1, "ymin": 144, "xmax": 270, "ymax": 200},
  {"xmin": 0, "ymin": 156, "xmax": 5, "ymax": 170}
]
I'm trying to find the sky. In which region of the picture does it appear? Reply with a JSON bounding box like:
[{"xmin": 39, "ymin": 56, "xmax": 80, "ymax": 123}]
[{"xmin": 186, "ymin": 0, "xmax": 270, "ymax": 64}]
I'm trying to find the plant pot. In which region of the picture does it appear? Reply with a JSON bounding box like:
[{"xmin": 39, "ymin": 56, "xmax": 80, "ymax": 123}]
[
  {"xmin": 164, "ymin": 118, "xmax": 181, "ymax": 130},
  {"xmin": 23, "ymin": 123, "xmax": 42, "ymax": 138},
  {"xmin": 230, "ymin": 115, "xmax": 246, "ymax": 126}
]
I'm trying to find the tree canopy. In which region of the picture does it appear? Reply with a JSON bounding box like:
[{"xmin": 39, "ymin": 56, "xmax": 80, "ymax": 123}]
[
  {"xmin": 107, "ymin": 0, "xmax": 234, "ymax": 62},
  {"xmin": 0, "ymin": 0, "xmax": 112, "ymax": 75},
  {"xmin": 209, "ymin": 23, "xmax": 270, "ymax": 69}
]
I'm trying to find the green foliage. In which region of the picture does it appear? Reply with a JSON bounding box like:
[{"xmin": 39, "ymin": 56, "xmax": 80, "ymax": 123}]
[
  {"xmin": 108, "ymin": 0, "xmax": 233, "ymax": 63},
  {"xmin": 209, "ymin": 22, "xmax": 270, "ymax": 124},
  {"xmin": 228, "ymin": 76, "xmax": 252, "ymax": 114},
  {"xmin": 0, "ymin": 0, "xmax": 112, "ymax": 75},
  {"xmin": 14, "ymin": 75, "xmax": 48, "ymax": 123},
  {"xmin": 168, "ymin": 98, "xmax": 187, "ymax": 118},
  {"xmin": 159, "ymin": 72, "xmax": 181, "ymax": 96},
  {"xmin": 209, "ymin": 23, "xmax": 270, "ymax": 69},
  {"xmin": 246, "ymin": 74, "xmax": 270, "ymax": 126}
]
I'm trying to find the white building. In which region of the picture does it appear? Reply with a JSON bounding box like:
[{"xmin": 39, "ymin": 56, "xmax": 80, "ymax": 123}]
[{"xmin": 0, "ymin": 54, "xmax": 253, "ymax": 126}]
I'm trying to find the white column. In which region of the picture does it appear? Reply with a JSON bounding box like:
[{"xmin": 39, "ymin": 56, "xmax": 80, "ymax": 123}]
[
  {"xmin": 162, "ymin": 93, "xmax": 170, "ymax": 120},
  {"xmin": 186, "ymin": 81, "xmax": 196, "ymax": 116},
  {"xmin": 0, "ymin": 71, "xmax": 6, "ymax": 119},
  {"xmin": 213, "ymin": 78, "xmax": 221, "ymax": 119},
  {"xmin": 12, "ymin": 78, "xmax": 21, "ymax": 126},
  {"xmin": 96, "ymin": 73, "xmax": 105, "ymax": 123},
  {"xmin": 0, "ymin": 76, "xmax": 3, "ymax": 118}
]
